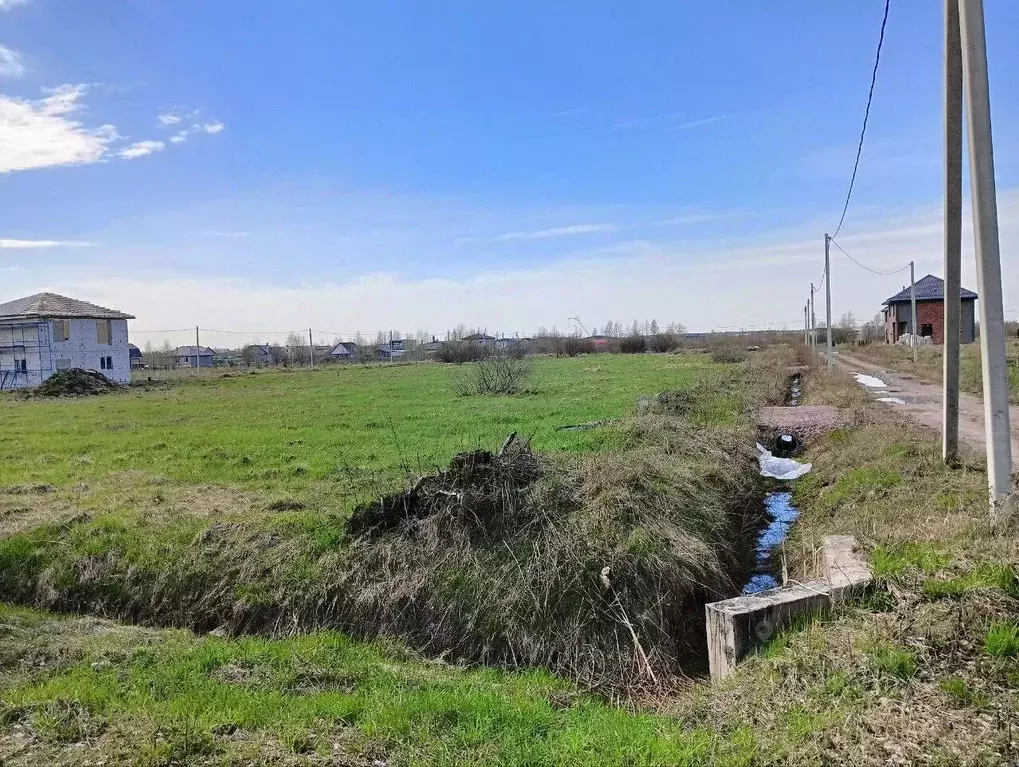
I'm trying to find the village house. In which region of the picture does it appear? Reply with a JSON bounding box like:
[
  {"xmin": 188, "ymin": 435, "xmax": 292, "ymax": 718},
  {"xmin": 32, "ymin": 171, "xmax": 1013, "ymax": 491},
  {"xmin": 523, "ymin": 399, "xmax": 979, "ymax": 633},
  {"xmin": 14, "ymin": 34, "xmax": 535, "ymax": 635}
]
[
  {"xmin": 328, "ymin": 341, "xmax": 359, "ymax": 360},
  {"xmin": 882, "ymin": 275, "xmax": 977, "ymax": 345},
  {"xmin": 174, "ymin": 345, "xmax": 216, "ymax": 368},
  {"xmin": 0, "ymin": 292, "xmax": 134, "ymax": 389}
]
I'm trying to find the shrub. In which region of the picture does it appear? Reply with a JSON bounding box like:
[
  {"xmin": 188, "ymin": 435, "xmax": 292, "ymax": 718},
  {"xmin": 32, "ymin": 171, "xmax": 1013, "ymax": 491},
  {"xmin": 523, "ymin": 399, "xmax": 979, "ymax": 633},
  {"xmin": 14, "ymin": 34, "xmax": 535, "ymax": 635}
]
[
  {"xmin": 710, "ymin": 346, "xmax": 750, "ymax": 364},
  {"xmin": 648, "ymin": 333, "xmax": 682, "ymax": 353},
  {"xmin": 618, "ymin": 335, "xmax": 647, "ymax": 354},
  {"xmin": 453, "ymin": 355, "xmax": 533, "ymax": 396},
  {"xmin": 555, "ymin": 336, "xmax": 595, "ymax": 358},
  {"xmin": 436, "ymin": 342, "xmax": 489, "ymax": 364}
]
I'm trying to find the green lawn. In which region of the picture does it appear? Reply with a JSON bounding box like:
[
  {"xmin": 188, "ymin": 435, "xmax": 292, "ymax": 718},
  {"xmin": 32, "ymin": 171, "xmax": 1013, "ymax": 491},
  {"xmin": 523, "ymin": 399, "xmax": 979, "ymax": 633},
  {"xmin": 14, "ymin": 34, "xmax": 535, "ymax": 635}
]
[{"xmin": 0, "ymin": 354, "xmax": 717, "ymax": 504}]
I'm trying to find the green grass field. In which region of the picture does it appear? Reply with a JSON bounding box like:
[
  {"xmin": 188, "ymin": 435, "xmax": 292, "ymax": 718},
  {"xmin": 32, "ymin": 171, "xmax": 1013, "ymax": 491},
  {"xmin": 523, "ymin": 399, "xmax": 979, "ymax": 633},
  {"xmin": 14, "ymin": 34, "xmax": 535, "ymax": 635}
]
[{"xmin": 0, "ymin": 354, "xmax": 718, "ymax": 505}]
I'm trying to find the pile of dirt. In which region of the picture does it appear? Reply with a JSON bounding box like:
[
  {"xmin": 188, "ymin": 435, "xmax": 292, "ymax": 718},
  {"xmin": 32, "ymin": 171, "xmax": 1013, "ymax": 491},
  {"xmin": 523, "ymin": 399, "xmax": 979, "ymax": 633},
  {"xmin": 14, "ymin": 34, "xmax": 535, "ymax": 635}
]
[
  {"xmin": 758, "ymin": 404, "xmax": 847, "ymax": 443},
  {"xmin": 347, "ymin": 438, "xmax": 541, "ymax": 538},
  {"xmin": 35, "ymin": 369, "xmax": 121, "ymax": 397}
]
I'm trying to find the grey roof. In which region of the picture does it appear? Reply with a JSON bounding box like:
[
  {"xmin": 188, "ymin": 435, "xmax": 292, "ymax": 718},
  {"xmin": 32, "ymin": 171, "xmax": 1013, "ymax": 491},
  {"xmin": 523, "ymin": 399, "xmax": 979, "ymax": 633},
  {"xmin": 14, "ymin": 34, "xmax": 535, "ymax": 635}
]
[
  {"xmin": 0, "ymin": 292, "xmax": 134, "ymax": 320},
  {"xmin": 463, "ymin": 333, "xmax": 495, "ymax": 341},
  {"xmin": 884, "ymin": 275, "xmax": 977, "ymax": 304},
  {"xmin": 174, "ymin": 345, "xmax": 216, "ymax": 356}
]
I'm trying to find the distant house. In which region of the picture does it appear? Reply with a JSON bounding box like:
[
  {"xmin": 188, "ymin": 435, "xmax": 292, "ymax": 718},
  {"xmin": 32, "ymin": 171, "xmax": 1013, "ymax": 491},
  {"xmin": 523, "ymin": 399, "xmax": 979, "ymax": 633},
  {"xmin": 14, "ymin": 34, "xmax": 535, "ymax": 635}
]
[
  {"xmin": 463, "ymin": 333, "xmax": 496, "ymax": 348},
  {"xmin": 174, "ymin": 345, "xmax": 216, "ymax": 368},
  {"xmin": 420, "ymin": 338, "xmax": 445, "ymax": 354},
  {"xmin": 329, "ymin": 341, "xmax": 359, "ymax": 360},
  {"xmin": 0, "ymin": 292, "xmax": 134, "ymax": 389},
  {"xmin": 377, "ymin": 340, "xmax": 406, "ymax": 360},
  {"xmin": 242, "ymin": 344, "xmax": 273, "ymax": 366},
  {"xmin": 882, "ymin": 275, "xmax": 977, "ymax": 345},
  {"xmin": 583, "ymin": 335, "xmax": 613, "ymax": 348},
  {"xmin": 128, "ymin": 343, "xmax": 145, "ymax": 369}
]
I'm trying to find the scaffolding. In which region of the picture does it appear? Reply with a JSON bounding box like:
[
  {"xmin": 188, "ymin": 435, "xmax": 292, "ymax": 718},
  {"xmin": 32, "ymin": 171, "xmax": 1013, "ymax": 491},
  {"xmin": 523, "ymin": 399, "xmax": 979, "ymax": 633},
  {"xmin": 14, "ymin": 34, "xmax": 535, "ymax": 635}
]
[{"xmin": 0, "ymin": 321, "xmax": 50, "ymax": 390}]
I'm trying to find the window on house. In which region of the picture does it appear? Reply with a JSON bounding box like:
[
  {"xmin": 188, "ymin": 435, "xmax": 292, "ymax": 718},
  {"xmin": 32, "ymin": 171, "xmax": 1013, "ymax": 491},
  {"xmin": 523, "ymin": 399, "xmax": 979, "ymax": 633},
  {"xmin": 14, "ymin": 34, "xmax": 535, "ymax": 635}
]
[
  {"xmin": 897, "ymin": 321, "xmax": 907, "ymax": 336},
  {"xmin": 96, "ymin": 319, "xmax": 112, "ymax": 345},
  {"xmin": 100, "ymin": 355, "xmax": 113, "ymax": 370},
  {"xmin": 52, "ymin": 320, "xmax": 70, "ymax": 341},
  {"xmin": 920, "ymin": 323, "xmax": 934, "ymax": 338}
]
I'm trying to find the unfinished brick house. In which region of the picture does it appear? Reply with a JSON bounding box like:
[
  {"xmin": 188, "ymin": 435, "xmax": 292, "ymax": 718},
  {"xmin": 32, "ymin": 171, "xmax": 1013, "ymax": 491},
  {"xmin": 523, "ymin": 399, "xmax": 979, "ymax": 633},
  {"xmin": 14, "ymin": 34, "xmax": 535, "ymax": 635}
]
[{"xmin": 882, "ymin": 274, "xmax": 977, "ymax": 345}]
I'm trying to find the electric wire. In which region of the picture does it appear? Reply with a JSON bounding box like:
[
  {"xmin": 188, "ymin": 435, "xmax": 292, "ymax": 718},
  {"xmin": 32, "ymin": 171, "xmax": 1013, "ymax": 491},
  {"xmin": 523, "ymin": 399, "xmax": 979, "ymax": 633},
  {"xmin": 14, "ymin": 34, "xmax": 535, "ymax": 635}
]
[
  {"xmin": 831, "ymin": 0, "xmax": 891, "ymax": 239},
  {"xmin": 830, "ymin": 237, "xmax": 909, "ymax": 275}
]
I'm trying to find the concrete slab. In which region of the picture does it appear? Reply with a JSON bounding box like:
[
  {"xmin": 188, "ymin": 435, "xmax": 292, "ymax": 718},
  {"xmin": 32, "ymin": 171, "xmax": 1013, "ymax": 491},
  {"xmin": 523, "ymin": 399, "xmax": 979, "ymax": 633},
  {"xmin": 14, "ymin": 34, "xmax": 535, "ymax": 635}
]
[{"xmin": 706, "ymin": 534, "xmax": 872, "ymax": 680}]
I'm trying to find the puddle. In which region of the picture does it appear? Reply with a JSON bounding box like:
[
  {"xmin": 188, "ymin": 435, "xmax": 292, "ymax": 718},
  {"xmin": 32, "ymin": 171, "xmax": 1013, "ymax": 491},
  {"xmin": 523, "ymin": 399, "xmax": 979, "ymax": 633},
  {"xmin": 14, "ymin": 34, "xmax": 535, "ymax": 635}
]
[{"xmin": 743, "ymin": 491, "xmax": 800, "ymax": 594}]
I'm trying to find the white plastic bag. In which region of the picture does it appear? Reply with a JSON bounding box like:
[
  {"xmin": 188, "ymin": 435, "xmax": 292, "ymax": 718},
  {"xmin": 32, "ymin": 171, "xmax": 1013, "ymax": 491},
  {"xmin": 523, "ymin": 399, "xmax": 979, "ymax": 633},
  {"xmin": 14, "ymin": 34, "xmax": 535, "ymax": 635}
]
[{"xmin": 755, "ymin": 442, "xmax": 812, "ymax": 481}]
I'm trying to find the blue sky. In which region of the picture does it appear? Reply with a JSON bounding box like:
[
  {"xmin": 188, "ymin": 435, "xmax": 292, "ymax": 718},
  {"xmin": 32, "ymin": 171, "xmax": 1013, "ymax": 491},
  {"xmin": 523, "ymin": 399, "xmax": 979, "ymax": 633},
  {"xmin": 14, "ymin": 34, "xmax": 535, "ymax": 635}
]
[{"xmin": 2, "ymin": 0, "xmax": 1019, "ymax": 345}]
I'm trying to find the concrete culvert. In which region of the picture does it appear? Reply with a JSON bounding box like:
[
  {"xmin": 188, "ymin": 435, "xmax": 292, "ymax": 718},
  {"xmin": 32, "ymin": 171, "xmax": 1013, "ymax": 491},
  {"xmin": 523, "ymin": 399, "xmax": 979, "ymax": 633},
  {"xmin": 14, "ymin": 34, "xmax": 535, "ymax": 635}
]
[{"xmin": 772, "ymin": 434, "xmax": 800, "ymax": 457}]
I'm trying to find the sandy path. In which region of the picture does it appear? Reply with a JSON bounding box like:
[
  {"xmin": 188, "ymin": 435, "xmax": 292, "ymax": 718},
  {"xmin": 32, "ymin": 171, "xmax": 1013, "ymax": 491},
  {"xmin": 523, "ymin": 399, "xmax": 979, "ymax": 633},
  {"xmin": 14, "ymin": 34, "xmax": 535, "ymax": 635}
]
[{"xmin": 835, "ymin": 351, "xmax": 1019, "ymax": 457}]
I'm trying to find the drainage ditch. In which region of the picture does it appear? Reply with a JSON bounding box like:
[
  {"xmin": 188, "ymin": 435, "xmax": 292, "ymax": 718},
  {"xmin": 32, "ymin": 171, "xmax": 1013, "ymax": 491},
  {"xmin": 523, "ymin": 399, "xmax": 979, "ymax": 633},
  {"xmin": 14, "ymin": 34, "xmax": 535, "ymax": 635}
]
[{"xmin": 743, "ymin": 373, "xmax": 806, "ymax": 594}]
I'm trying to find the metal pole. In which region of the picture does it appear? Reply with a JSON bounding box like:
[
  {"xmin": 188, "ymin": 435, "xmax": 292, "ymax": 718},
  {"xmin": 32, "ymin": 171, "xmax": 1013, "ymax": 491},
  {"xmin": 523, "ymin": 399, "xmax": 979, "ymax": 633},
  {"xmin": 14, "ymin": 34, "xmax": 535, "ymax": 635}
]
[
  {"xmin": 195, "ymin": 325, "xmax": 200, "ymax": 373},
  {"xmin": 944, "ymin": 0, "xmax": 963, "ymax": 464},
  {"xmin": 910, "ymin": 261, "xmax": 918, "ymax": 363},
  {"xmin": 308, "ymin": 328, "xmax": 315, "ymax": 368},
  {"xmin": 959, "ymin": 0, "xmax": 1012, "ymax": 512},
  {"xmin": 824, "ymin": 234, "xmax": 833, "ymax": 370}
]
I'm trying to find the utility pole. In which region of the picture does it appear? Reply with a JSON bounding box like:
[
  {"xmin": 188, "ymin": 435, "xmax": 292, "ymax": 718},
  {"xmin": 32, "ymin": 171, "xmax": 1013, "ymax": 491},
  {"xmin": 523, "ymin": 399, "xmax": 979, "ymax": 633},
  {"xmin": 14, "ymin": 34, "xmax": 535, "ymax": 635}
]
[
  {"xmin": 308, "ymin": 328, "xmax": 315, "ymax": 368},
  {"xmin": 910, "ymin": 261, "xmax": 918, "ymax": 363},
  {"xmin": 959, "ymin": 0, "xmax": 1012, "ymax": 513},
  {"xmin": 804, "ymin": 303, "xmax": 809, "ymax": 346},
  {"xmin": 824, "ymin": 234, "xmax": 833, "ymax": 370},
  {"xmin": 943, "ymin": 0, "xmax": 963, "ymax": 464},
  {"xmin": 810, "ymin": 284, "xmax": 816, "ymax": 352},
  {"xmin": 195, "ymin": 325, "xmax": 200, "ymax": 374}
]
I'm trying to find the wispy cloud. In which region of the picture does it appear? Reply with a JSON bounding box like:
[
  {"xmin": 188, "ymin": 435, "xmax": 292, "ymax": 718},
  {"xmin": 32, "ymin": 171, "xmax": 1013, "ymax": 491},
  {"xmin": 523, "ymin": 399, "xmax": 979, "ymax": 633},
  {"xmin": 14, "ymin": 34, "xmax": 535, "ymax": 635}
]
[
  {"xmin": 203, "ymin": 121, "xmax": 225, "ymax": 134},
  {"xmin": 167, "ymin": 120, "xmax": 226, "ymax": 144},
  {"xmin": 0, "ymin": 0, "xmax": 30, "ymax": 10},
  {"xmin": 457, "ymin": 223, "xmax": 617, "ymax": 244},
  {"xmin": 613, "ymin": 113, "xmax": 728, "ymax": 132},
  {"xmin": 0, "ymin": 45, "xmax": 24, "ymax": 78},
  {"xmin": 0, "ymin": 238, "xmax": 92, "ymax": 249},
  {"xmin": 0, "ymin": 84, "xmax": 120, "ymax": 174},
  {"xmin": 118, "ymin": 140, "xmax": 165, "ymax": 160},
  {"xmin": 664, "ymin": 115, "xmax": 728, "ymax": 131},
  {"xmin": 157, "ymin": 113, "xmax": 182, "ymax": 125}
]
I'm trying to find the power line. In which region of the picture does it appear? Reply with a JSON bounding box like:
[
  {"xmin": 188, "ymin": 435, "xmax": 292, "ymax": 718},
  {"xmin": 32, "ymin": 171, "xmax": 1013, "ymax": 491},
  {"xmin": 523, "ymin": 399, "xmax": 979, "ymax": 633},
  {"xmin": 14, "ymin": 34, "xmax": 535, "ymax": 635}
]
[
  {"xmin": 829, "ymin": 237, "xmax": 909, "ymax": 275},
  {"xmin": 831, "ymin": 0, "xmax": 891, "ymax": 239}
]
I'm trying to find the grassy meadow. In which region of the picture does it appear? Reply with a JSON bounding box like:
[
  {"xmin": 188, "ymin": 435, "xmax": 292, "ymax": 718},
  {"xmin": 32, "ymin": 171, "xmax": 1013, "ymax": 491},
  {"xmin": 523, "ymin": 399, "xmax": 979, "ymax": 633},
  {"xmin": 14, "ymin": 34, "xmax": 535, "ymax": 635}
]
[{"xmin": 0, "ymin": 353, "xmax": 720, "ymax": 502}]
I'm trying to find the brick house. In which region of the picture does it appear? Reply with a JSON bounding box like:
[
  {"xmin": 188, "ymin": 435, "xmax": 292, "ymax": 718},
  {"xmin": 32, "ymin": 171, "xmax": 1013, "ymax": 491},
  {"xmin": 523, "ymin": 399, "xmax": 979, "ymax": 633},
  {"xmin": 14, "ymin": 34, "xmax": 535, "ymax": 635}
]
[{"xmin": 882, "ymin": 274, "xmax": 977, "ymax": 345}]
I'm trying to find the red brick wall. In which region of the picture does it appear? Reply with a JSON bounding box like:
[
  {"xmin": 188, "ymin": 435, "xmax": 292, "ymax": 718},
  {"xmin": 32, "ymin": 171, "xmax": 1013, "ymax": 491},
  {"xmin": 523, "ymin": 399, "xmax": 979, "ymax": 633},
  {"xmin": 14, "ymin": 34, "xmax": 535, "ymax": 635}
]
[{"xmin": 917, "ymin": 301, "xmax": 945, "ymax": 344}]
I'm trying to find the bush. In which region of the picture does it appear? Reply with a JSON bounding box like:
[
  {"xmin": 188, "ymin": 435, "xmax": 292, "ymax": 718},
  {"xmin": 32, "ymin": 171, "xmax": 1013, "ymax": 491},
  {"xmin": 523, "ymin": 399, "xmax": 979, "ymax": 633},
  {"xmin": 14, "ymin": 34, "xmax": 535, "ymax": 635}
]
[
  {"xmin": 710, "ymin": 346, "xmax": 750, "ymax": 364},
  {"xmin": 648, "ymin": 333, "xmax": 682, "ymax": 353},
  {"xmin": 453, "ymin": 355, "xmax": 533, "ymax": 396},
  {"xmin": 618, "ymin": 336, "xmax": 647, "ymax": 354},
  {"xmin": 554, "ymin": 336, "xmax": 595, "ymax": 358},
  {"xmin": 436, "ymin": 342, "xmax": 489, "ymax": 364}
]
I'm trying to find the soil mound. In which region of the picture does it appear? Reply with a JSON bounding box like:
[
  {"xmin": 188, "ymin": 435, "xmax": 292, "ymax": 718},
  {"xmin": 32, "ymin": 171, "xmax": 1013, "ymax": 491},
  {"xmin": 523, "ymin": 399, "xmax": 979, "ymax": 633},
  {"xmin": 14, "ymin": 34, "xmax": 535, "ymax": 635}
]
[{"xmin": 36, "ymin": 369, "xmax": 121, "ymax": 397}]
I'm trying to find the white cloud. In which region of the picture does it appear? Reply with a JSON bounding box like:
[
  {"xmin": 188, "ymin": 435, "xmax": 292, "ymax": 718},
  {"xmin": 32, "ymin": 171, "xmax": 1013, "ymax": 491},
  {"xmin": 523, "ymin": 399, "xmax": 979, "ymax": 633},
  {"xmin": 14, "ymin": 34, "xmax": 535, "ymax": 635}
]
[
  {"xmin": 0, "ymin": 238, "xmax": 92, "ymax": 248},
  {"xmin": 0, "ymin": 0, "xmax": 29, "ymax": 10},
  {"xmin": 457, "ymin": 223, "xmax": 617, "ymax": 244},
  {"xmin": 0, "ymin": 84, "xmax": 120, "ymax": 174},
  {"xmin": 202, "ymin": 121, "xmax": 225, "ymax": 134},
  {"xmin": 0, "ymin": 45, "xmax": 24, "ymax": 78},
  {"xmin": 169, "ymin": 134, "xmax": 187, "ymax": 144},
  {"xmin": 118, "ymin": 140, "xmax": 165, "ymax": 160},
  {"xmin": 158, "ymin": 113, "xmax": 182, "ymax": 125}
]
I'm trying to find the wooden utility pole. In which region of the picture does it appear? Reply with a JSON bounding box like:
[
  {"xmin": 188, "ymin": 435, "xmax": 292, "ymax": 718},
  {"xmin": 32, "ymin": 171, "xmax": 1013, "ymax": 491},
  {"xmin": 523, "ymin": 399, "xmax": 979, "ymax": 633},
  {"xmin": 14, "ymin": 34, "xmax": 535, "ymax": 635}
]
[
  {"xmin": 824, "ymin": 234, "xmax": 833, "ymax": 370},
  {"xmin": 308, "ymin": 328, "xmax": 315, "ymax": 368},
  {"xmin": 195, "ymin": 326, "xmax": 200, "ymax": 373},
  {"xmin": 959, "ymin": 0, "xmax": 1013, "ymax": 512}
]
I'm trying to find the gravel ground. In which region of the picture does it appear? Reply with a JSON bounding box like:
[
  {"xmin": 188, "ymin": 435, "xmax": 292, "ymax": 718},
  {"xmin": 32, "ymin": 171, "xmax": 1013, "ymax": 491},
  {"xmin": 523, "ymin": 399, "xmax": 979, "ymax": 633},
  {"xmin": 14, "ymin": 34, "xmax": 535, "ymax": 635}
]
[{"xmin": 758, "ymin": 405, "xmax": 847, "ymax": 442}]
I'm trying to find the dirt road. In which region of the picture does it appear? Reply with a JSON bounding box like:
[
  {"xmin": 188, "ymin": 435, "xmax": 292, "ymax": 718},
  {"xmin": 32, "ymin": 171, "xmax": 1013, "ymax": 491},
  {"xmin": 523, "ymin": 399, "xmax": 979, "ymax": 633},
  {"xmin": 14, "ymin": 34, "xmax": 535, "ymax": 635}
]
[{"xmin": 835, "ymin": 351, "xmax": 1019, "ymax": 457}]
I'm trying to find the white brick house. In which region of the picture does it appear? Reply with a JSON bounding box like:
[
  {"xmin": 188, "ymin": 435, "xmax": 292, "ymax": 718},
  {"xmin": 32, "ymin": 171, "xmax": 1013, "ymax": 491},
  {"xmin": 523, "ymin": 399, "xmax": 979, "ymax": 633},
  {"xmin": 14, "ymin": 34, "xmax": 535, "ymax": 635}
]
[{"xmin": 0, "ymin": 293, "xmax": 135, "ymax": 390}]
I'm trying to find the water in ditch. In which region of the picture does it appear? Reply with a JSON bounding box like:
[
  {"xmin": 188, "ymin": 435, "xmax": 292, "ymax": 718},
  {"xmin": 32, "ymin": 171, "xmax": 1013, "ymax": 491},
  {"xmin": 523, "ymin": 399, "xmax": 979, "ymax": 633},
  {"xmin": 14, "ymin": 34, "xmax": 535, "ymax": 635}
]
[
  {"xmin": 742, "ymin": 490, "xmax": 800, "ymax": 594},
  {"xmin": 743, "ymin": 372, "xmax": 804, "ymax": 594}
]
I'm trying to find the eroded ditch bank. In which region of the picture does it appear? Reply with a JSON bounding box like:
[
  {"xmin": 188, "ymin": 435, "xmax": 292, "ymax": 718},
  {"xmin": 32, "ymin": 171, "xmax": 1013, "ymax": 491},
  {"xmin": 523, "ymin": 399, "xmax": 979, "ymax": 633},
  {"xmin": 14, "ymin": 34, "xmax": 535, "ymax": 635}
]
[{"xmin": 0, "ymin": 352, "xmax": 799, "ymax": 691}]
